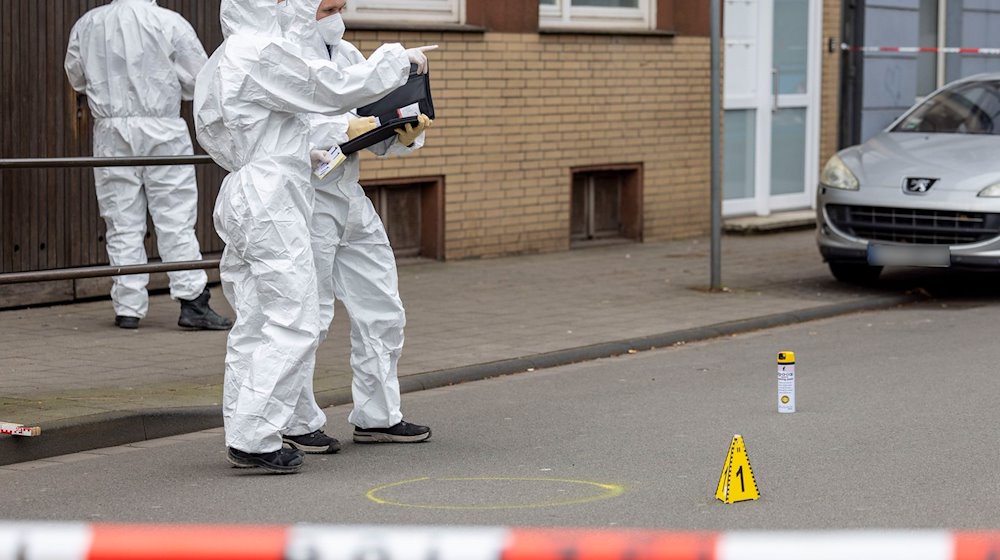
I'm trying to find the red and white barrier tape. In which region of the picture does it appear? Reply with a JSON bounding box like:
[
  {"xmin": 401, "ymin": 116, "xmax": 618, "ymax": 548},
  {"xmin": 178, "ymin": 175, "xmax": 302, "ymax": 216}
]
[
  {"xmin": 2, "ymin": 524, "xmax": 1000, "ymax": 560},
  {"xmin": 841, "ymin": 43, "xmax": 1000, "ymax": 55},
  {"xmin": 0, "ymin": 422, "xmax": 40, "ymax": 437}
]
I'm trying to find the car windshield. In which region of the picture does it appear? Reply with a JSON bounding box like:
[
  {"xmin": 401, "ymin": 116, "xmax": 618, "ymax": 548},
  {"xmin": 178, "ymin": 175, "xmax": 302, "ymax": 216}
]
[{"xmin": 892, "ymin": 80, "xmax": 1000, "ymax": 135}]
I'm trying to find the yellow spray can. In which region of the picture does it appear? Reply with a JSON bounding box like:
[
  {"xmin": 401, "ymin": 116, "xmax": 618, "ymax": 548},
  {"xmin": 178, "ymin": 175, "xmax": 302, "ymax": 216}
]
[{"xmin": 777, "ymin": 351, "xmax": 795, "ymax": 413}]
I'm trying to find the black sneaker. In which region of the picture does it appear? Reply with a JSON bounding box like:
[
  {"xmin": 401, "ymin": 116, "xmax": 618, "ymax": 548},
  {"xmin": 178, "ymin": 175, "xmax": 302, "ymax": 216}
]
[
  {"xmin": 226, "ymin": 447, "xmax": 304, "ymax": 474},
  {"xmin": 282, "ymin": 430, "xmax": 341, "ymax": 454},
  {"xmin": 115, "ymin": 315, "xmax": 140, "ymax": 329},
  {"xmin": 353, "ymin": 421, "xmax": 431, "ymax": 443}
]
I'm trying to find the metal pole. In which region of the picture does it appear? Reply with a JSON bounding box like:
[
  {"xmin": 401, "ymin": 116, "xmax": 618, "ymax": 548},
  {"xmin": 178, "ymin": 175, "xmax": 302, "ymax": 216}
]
[
  {"xmin": 937, "ymin": 0, "xmax": 947, "ymax": 89},
  {"xmin": 0, "ymin": 259, "xmax": 221, "ymax": 285},
  {"xmin": 0, "ymin": 156, "xmax": 216, "ymax": 169},
  {"xmin": 710, "ymin": 0, "xmax": 723, "ymax": 291}
]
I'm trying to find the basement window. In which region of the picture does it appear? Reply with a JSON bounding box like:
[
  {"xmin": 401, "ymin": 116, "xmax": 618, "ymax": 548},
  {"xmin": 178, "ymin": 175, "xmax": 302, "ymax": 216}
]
[
  {"xmin": 363, "ymin": 177, "xmax": 445, "ymax": 261},
  {"xmin": 570, "ymin": 165, "xmax": 643, "ymax": 246},
  {"xmin": 344, "ymin": 0, "xmax": 463, "ymax": 24}
]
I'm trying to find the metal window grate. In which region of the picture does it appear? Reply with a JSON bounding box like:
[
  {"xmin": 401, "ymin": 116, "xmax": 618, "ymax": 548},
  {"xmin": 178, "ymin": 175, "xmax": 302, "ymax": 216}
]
[{"xmin": 826, "ymin": 204, "xmax": 1000, "ymax": 245}]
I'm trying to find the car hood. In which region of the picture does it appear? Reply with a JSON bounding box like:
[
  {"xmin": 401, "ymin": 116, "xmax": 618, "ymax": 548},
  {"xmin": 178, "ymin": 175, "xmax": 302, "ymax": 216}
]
[{"xmin": 841, "ymin": 132, "xmax": 1000, "ymax": 193}]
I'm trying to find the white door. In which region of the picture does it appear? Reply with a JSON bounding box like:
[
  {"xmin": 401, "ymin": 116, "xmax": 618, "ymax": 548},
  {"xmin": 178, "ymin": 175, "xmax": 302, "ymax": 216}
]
[{"xmin": 722, "ymin": 0, "xmax": 822, "ymax": 217}]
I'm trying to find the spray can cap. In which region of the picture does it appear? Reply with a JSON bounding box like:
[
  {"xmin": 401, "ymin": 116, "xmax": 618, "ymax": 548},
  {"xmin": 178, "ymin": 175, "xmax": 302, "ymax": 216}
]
[{"xmin": 777, "ymin": 351, "xmax": 796, "ymax": 364}]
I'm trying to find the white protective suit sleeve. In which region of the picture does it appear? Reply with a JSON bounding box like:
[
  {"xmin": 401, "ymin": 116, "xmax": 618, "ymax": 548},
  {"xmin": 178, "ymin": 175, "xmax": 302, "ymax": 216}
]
[
  {"xmin": 308, "ymin": 41, "xmax": 425, "ymax": 159},
  {"xmin": 230, "ymin": 40, "xmax": 411, "ymax": 118},
  {"xmin": 310, "ymin": 113, "xmax": 352, "ymax": 150},
  {"xmin": 64, "ymin": 17, "xmax": 89, "ymax": 93},
  {"xmin": 170, "ymin": 18, "xmax": 208, "ymax": 101}
]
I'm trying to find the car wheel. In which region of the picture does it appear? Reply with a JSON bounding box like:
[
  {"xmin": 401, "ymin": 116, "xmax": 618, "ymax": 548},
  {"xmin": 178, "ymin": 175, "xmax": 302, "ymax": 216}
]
[{"xmin": 828, "ymin": 262, "xmax": 883, "ymax": 284}]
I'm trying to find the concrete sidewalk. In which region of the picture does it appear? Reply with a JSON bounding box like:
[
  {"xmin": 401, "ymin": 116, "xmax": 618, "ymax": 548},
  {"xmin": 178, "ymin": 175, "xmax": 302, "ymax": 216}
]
[{"xmin": 0, "ymin": 230, "xmax": 918, "ymax": 464}]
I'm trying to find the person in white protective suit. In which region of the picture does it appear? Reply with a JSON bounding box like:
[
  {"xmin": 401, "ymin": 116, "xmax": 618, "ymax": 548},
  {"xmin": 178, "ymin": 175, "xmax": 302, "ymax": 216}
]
[
  {"xmin": 194, "ymin": 0, "xmax": 431, "ymax": 473},
  {"xmin": 64, "ymin": 0, "xmax": 233, "ymax": 331},
  {"xmin": 302, "ymin": 1, "xmax": 434, "ymax": 445}
]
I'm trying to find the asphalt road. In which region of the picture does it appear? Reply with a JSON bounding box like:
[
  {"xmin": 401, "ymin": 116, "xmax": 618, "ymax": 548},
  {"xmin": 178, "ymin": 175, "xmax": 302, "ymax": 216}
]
[{"xmin": 3, "ymin": 298, "xmax": 1000, "ymax": 530}]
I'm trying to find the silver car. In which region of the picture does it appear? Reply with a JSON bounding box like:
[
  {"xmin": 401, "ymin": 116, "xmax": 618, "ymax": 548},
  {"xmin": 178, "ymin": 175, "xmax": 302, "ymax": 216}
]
[{"xmin": 817, "ymin": 73, "xmax": 1000, "ymax": 283}]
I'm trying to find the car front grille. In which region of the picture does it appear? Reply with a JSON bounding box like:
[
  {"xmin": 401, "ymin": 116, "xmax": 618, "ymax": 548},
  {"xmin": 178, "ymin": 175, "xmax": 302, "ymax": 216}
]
[{"xmin": 826, "ymin": 204, "xmax": 1000, "ymax": 245}]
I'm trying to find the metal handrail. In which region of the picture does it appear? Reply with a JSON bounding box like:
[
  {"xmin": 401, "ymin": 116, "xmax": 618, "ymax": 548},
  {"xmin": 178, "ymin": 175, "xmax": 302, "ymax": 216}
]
[
  {"xmin": 0, "ymin": 155, "xmax": 222, "ymax": 284},
  {"xmin": 0, "ymin": 259, "xmax": 222, "ymax": 285},
  {"xmin": 0, "ymin": 155, "xmax": 216, "ymax": 169}
]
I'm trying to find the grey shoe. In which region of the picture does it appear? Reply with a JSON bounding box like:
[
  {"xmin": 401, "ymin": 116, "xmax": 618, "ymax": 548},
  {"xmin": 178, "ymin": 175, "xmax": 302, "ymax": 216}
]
[
  {"xmin": 282, "ymin": 430, "xmax": 341, "ymax": 454},
  {"xmin": 353, "ymin": 421, "xmax": 431, "ymax": 443},
  {"xmin": 178, "ymin": 288, "xmax": 233, "ymax": 330}
]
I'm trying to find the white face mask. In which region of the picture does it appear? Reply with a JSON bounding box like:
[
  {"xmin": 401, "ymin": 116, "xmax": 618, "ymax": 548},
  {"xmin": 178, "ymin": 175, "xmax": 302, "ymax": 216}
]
[{"xmin": 317, "ymin": 13, "xmax": 346, "ymax": 47}]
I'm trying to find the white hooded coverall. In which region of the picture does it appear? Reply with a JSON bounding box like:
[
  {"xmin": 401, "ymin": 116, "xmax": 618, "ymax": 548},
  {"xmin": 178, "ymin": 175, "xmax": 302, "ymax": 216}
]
[
  {"xmin": 194, "ymin": 0, "xmax": 410, "ymax": 453},
  {"xmin": 309, "ymin": 45, "xmax": 426, "ymax": 430},
  {"xmin": 65, "ymin": 0, "xmax": 209, "ymax": 319}
]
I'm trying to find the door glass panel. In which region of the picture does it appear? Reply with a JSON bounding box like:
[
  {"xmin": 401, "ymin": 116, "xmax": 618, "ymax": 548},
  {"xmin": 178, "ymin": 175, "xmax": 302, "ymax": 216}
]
[
  {"xmin": 770, "ymin": 108, "xmax": 807, "ymax": 196},
  {"xmin": 724, "ymin": 0, "xmax": 758, "ymax": 99},
  {"xmin": 723, "ymin": 109, "xmax": 756, "ymax": 200},
  {"xmin": 773, "ymin": 0, "xmax": 809, "ymax": 94}
]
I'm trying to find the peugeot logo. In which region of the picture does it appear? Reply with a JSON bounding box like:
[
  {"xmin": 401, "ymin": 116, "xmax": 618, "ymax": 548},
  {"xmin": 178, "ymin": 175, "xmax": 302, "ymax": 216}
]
[{"xmin": 903, "ymin": 177, "xmax": 938, "ymax": 194}]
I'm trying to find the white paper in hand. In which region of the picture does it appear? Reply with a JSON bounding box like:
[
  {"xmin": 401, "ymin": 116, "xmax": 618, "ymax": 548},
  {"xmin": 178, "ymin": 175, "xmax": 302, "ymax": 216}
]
[
  {"xmin": 397, "ymin": 102, "xmax": 421, "ymax": 119},
  {"xmin": 314, "ymin": 145, "xmax": 347, "ymax": 179}
]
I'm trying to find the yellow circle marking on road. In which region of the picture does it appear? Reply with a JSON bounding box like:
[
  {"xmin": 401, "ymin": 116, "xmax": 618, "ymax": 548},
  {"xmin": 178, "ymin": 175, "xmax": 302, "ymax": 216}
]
[{"xmin": 366, "ymin": 476, "xmax": 625, "ymax": 510}]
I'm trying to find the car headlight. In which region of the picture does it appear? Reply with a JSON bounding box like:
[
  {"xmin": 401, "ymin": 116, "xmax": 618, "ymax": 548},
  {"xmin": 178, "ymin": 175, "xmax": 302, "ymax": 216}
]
[
  {"xmin": 978, "ymin": 183, "xmax": 1000, "ymax": 197},
  {"xmin": 820, "ymin": 154, "xmax": 860, "ymax": 191}
]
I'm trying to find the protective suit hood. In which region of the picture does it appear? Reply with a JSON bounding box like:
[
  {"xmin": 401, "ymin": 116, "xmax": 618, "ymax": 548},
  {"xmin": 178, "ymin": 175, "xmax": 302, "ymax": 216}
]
[
  {"xmin": 280, "ymin": 0, "xmax": 327, "ymax": 58},
  {"xmin": 221, "ymin": 0, "xmax": 281, "ymax": 38}
]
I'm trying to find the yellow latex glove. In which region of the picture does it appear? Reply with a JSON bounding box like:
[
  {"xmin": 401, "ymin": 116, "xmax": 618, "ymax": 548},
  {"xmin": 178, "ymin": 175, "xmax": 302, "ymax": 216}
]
[
  {"xmin": 347, "ymin": 116, "xmax": 378, "ymax": 140},
  {"xmin": 395, "ymin": 114, "xmax": 433, "ymax": 147}
]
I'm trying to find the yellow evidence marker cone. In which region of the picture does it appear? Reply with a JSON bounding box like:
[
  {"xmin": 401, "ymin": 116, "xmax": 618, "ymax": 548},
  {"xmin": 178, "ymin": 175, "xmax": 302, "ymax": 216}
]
[{"xmin": 715, "ymin": 434, "xmax": 760, "ymax": 503}]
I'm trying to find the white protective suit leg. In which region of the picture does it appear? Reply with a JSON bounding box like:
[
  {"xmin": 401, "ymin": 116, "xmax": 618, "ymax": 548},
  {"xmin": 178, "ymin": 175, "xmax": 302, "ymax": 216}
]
[
  {"xmin": 337, "ymin": 240, "xmax": 406, "ymax": 429},
  {"xmin": 313, "ymin": 184, "xmax": 405, "ymax": 429},
  {"xmin": 215, "ymin": 166, "xmax": 325, "ymax": 453},
  {"xmin": 93, "ymin": 119, "xmax": 151, "ymax": 319},
  {"xmin": 139, "ymin": 118, "xmax": 207, "ymax": 301}
]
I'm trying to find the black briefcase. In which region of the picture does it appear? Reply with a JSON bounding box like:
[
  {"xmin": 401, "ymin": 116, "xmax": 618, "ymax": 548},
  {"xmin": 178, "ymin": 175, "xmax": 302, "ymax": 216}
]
[{"xmin": 340, "ymin": 64, "xmax": 436, "ymax": 155}]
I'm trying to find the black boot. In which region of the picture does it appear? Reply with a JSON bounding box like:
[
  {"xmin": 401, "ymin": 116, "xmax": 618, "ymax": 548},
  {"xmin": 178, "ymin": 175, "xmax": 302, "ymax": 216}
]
[
  {"xmin": 178, "ymin": 288, "xmax": 233, "ymax": 330},
  {"xmin": 115, "ymin": 315, "xmax": 140, "ymax": 329}
]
